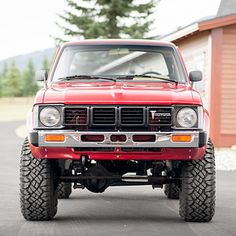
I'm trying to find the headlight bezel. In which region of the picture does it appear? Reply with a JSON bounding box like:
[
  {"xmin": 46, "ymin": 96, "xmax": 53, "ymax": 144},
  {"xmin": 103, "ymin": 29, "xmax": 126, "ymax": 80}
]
[
  {"xmin": 33, "ymin": 104, "xmax": 64, "ymax": 129},
  {"xmin": 173, "ymin": 105, "xmax": 203, "ymax": 130}
]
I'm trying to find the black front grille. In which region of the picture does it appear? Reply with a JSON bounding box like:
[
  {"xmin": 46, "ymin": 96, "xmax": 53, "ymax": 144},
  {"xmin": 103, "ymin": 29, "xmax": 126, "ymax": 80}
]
[
  {"xmin": 120, "ymin": 108, "xmax": 144, "ymax": 126},
  {"xmin": 148, "ymin": 108, "xmax": 172, "ymax": 125},
  {"xmin": 64, "ymin": 106, "xmax": 172, "ymax": 130},
  {"xmin": 92, "ymin": 108, "xmax": 116, "ymax": 125},
  {"xmin": 64, "ymin": 107, "xmax": 88, "ymax": 125}
]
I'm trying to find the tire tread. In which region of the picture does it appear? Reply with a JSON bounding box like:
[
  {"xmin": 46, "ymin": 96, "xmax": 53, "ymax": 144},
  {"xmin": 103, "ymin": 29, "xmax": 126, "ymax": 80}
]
[
  {"xmin": 179, "ymin": 139, "xmax": 216, "ymax": 222},
  {"xmin": 58, "ymin": 182, "xmax": 72, "ymax": 199},
  {"xmin": 164, "ymin": 183, "xmax": 180, "ymax": 199},
  {"xmin": 20, "ymin": 138, "xmax": 58, "ymax": 221}
]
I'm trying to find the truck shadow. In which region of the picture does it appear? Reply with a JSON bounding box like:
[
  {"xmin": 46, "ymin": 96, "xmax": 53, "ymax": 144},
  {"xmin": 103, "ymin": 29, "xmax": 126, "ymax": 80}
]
[{"xmin": 55, "ymin": 190, "xmax": 182, "ymax": 223}]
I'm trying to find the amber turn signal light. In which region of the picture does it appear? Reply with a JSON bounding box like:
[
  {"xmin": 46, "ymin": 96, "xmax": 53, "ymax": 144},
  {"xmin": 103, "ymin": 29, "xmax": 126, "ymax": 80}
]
[
  {"xmin": 45, "ymin": 134, "xmax": 65, "ymax": 142},
  {"xmin": 171, "ymin": 135, "xmax": 192, "ymax": 142}
]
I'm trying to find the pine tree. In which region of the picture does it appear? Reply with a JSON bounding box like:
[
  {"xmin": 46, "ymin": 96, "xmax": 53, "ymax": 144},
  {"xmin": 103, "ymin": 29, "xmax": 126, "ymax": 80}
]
[
  {"xmin": 56, "ymin": 0, "xmax": 157, "ymax": 42},
  {"xmin": 1, "ymin": 62, "xmax": 22, "ymax": 97},
  {"xmin": 21, "ymin": 60, "xmax": 39, "ymax": 96},
  {"xmin": 1, "ymin": 63, "xmax": 8, "ymax": 77},
  {"xmin": 0, "ymin": 63, "xmax": 8, "ymax": 97},
  {"xmin": 43, "ymin": 56, "xmax": 50, "ymax": 71},
  {"xmin": 0, "ymin": 72, "xmax": 2, "ymax": 97}
]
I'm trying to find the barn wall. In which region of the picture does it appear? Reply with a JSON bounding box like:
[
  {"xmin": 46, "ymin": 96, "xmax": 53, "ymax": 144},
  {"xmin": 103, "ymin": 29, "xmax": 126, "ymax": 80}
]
[
  {"xmin": 175, "ymin": 32, "xmax": 212, "ymax": 110},
  {"xmin": 168, "ymin": 23, "xmax": 236, "ymax": 147},
  {"xmin": 210, "ymin": 28, "xmax": 223, "ymax": 147},
  {"xmin": 221, "ymin": 24, "xmax": 236, "ymax": 145}
]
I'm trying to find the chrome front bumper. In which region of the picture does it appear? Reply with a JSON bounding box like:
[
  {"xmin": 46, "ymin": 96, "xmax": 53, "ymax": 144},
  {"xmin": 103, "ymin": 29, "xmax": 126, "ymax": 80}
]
[{"xmin": 33, "ymin": 130, "xmax": 204, "ymax": 148}]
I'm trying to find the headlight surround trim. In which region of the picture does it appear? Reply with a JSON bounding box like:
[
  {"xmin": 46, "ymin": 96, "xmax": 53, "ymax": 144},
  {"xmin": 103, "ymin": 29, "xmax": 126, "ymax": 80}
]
[
  {"xmin": 33, "ymin": 104, "xmax": 64, "ymax": 129},
  {"xmin": 173, "ymin": 106, "xmax": 203, "ymax": 129}
]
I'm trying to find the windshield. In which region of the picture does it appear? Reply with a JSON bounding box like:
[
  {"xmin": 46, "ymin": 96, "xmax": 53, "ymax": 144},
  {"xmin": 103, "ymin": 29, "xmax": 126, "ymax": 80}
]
[{"xmin": 52, "ymin": 45, "xmax": 186, "ymax": 83}]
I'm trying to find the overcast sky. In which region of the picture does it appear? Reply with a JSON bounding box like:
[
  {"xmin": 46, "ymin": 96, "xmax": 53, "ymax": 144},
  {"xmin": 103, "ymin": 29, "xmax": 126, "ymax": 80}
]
[{"xmin": 0, "ymin": 0, "xmax": 221, "ymax": 60}]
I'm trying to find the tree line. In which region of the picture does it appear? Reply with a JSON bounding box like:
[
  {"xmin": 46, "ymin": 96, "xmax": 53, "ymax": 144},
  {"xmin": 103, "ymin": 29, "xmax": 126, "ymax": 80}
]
[
  {"xmin": 0, "ymin": 0, "xmax": 157, "ymax": 97},
  {"xmin": 0, "ymin": 57, "xmax": 50, "ymax": 97}
]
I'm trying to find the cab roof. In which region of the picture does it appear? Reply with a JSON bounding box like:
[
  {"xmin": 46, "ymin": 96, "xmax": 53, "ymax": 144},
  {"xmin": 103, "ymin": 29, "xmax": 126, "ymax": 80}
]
[{"xmin": 62, "ymin": 39, "xmax": 176, "ymax": 48}]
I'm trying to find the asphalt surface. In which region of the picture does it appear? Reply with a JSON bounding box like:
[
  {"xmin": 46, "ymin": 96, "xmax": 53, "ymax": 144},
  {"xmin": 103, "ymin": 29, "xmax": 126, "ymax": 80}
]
[{"xmin": 0, "ymin": 121, "xmax": 236, "ymax": 236}]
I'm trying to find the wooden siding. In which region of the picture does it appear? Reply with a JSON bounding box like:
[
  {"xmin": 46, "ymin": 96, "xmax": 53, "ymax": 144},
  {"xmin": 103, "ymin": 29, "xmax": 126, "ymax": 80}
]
[
  {"xmin": 221, "ymin": 24, "xmax": 236, "ymax": 136},
  {"xmin": 210, "ymin": 28, "xmax": 223, "ymax": 147},
  {"xmin": 176, "ymin": 32, "xmax": 211, "ymax": 110},
  {"xmin": 176, "ymin": 27, "xmax": 236, "ymax": 147}
]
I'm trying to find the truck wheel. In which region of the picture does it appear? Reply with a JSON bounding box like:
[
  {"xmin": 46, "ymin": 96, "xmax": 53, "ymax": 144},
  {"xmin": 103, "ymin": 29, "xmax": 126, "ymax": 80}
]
[
  {"xmin": 179, "ymin": 139, "xmax": 216, "ymax": 222},
  {"xmin": 164, "ymin": 183, "xmax": 179, "ymax": 199},
  {"xmin": 58, "ymin": 182, "xmax": 72, "ymax": 199},
  {"xmin": 20, "ymin": 138, "xmax": 58, "ymax": 221}
]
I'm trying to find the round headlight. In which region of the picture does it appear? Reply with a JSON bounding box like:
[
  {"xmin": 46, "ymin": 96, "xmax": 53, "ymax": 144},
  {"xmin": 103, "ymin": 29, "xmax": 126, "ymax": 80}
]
[
  {"xmin": 176, "ymin": 108, "xmax": 197, "ymax": 128},
  {"xmin": 39, "ymin": 107, "xmax": 61, "ymax": 127}
]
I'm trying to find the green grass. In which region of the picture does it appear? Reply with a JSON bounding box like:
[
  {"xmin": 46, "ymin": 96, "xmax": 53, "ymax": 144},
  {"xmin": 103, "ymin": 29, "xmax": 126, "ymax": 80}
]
[{"xmin": 0, "ymin": 97, "xmax": 34, "ymax": 122}]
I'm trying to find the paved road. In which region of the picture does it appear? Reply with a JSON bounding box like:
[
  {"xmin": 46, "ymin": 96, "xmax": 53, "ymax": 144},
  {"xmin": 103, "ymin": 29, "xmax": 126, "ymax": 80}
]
[{"xmin": 0, "ymin": 121, "xmax": 236, "ymax": 236}]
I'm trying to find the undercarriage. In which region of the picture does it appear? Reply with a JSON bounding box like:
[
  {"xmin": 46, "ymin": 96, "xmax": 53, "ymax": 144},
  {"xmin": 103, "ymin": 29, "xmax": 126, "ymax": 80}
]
[{"xmin": 57, "ymin": 158, "xmax": 181, "ymax": 193}]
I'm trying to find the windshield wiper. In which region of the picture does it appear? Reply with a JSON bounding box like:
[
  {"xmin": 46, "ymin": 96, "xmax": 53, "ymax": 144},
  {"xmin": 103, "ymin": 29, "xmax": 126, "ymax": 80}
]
[
  {"xmin": 116, "ymin": 74, "xmax": 178, "ymax": 84},
  {"xmin": 58, "ymin": 75, "xmax": 117, "ymax": 82}
]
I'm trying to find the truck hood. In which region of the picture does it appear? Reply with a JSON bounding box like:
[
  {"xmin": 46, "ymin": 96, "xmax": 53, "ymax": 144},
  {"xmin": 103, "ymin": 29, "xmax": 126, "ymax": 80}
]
[{"xmin": 41, "ymin": 82, "xmax": 202, "ymax": 105}]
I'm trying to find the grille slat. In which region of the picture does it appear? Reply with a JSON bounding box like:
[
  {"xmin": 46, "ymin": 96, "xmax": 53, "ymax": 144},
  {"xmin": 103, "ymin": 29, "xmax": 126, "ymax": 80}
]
[
  {"xmin": 64, "ymin": 108, "xmax": 88, "ymax": 125},
  {"xmin": 92, "ymin": 108, "xmax": 116, "ymax": 125},
  {"xmin": 121, "ymin": 108, "xmax": 144, "ymax": 125}
]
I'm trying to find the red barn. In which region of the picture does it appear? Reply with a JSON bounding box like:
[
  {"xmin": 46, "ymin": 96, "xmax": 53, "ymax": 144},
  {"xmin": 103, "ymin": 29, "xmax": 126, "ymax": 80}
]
[{"xmin": 160, "ymin": 0, "xmax": 236, "ymax": 147}]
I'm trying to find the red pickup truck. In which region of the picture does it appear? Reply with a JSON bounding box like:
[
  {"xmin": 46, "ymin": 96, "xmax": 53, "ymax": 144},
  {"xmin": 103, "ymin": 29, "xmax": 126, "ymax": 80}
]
[{"xmin": 20, "ymin": 40, "xmax": 215, "ymax": 222}]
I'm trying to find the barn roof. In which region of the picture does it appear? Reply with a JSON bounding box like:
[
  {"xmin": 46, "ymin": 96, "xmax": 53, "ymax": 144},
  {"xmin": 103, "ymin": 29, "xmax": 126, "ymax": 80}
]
[{"xmin": 159, "ymin": 0, "xmax": 236, "ymax": 42}]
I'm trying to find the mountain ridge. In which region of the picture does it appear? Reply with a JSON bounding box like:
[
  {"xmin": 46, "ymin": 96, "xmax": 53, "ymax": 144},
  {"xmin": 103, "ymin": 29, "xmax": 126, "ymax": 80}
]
[{"xmin": 0, "ymin": 48, "xmax": 56, "ymax": 72}]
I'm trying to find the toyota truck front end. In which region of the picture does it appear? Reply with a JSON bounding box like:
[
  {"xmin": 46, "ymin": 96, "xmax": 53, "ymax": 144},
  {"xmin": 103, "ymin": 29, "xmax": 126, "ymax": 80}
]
[{"xmin": 20, "ymin": 40, "xmax": 215, "ymax": 222}]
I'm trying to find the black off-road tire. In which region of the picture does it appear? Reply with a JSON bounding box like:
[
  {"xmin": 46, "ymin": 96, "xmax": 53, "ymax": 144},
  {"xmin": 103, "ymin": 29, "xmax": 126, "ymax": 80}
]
[
  {"xmin": 58, "ymin": 182, "xmax": 72, "ymax": 199},
  {"xmin": 164, "ymin": 183, "xmax": 179, "ymax": 199},
  {"xmin": 20, "ymin": 138, "xmax": 58, "ymax": 221},
  {"xmin": 179, "ymin": 139, "xmax": 216, "ymax": 222}
]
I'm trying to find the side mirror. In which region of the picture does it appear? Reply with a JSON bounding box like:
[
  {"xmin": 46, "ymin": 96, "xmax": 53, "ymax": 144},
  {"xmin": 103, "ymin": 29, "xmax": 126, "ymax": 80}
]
[
  {"xmin": 189, "ymin": 71, "xmax": 202, "ymax": 83},
  {"xmin": 35, "ymin": 70, "xmax": 48, "ymax": 82}
]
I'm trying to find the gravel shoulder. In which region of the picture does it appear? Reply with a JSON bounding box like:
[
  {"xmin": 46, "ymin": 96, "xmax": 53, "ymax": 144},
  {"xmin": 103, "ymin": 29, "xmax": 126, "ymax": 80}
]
[{"xmin": 0, "ymin": 97, "xmax": 34, "ymax": 122}]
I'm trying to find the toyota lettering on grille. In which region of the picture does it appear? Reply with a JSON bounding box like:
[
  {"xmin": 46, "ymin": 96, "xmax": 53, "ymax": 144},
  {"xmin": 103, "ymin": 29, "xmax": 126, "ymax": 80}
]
[{"xmin": 150, "ymin": 111, "xmax": 171, "ymax": 120}]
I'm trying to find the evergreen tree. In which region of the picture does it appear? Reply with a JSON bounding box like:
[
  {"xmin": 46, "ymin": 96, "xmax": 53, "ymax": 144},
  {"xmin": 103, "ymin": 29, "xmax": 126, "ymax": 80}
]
[
  {"xmin": 43, "ymin": 56, "xmax": 50, "ymax": 71},
  {"xmin": 21, "ymin": 60, "xmax": 39, "ymax": 96},
  {"xmin": 1, "ymin": 62, "xmax": 22, "ymax": 97},
  {"xmin": 56, "ymin": 0, "xmax": 157, "ymax": 42},
  {"xmin": 0, "ymin": 73, "xmax": 2, "ymax": 97},
  {"xmin": 0, "ymin": 63, "xmax": 8, "ymax": 97},
  {"xmin": 1, "ymin": 63, "xmax": 8, "ymax": 77}
]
